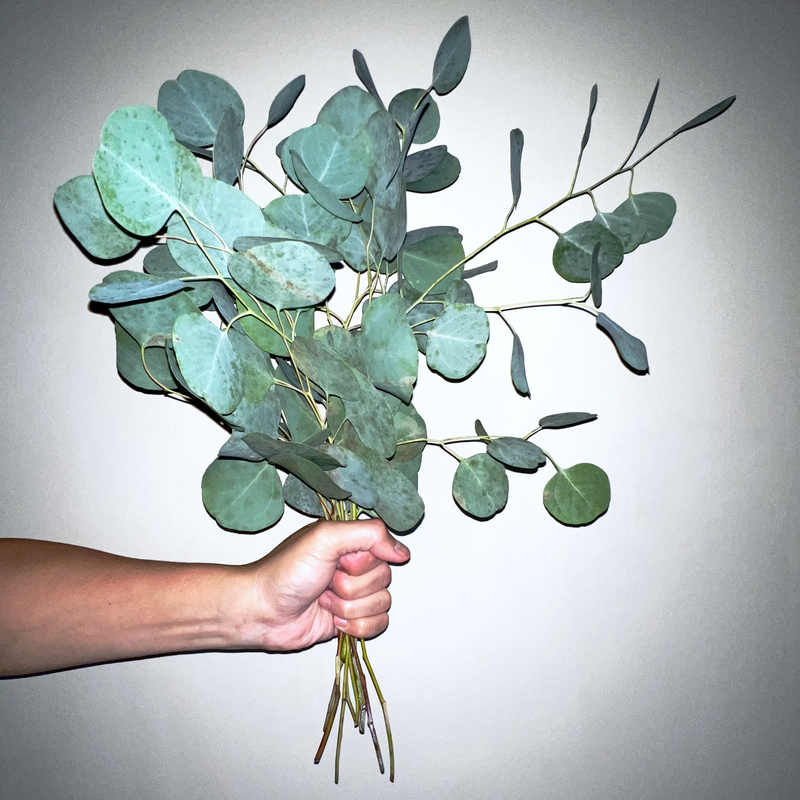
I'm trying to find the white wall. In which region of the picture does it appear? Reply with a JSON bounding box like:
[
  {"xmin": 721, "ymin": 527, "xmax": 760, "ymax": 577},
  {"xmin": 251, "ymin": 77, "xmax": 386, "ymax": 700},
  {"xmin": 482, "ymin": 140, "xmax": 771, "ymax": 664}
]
[{"xmin": 1, "ymin": 0, "xmax": 798, "ymax": 797}]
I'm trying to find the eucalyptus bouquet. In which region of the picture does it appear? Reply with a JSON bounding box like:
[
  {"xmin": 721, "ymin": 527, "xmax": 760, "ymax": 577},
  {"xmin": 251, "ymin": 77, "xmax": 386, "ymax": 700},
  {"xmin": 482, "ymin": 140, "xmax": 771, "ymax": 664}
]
[{"xmin": 54, "ymin": 16, "xmax": 734, "ymax": 782}]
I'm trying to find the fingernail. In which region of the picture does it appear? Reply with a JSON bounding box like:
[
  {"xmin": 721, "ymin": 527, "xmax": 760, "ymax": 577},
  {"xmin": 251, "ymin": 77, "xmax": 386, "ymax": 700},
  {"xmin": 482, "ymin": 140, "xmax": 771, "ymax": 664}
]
[
  {"xmin": 334, "ymin": 616, "xmax": 348, "ymax": 628},
  {"xmin": 394, "ymin": 541, "xmax": 409, "ymax": 557}
]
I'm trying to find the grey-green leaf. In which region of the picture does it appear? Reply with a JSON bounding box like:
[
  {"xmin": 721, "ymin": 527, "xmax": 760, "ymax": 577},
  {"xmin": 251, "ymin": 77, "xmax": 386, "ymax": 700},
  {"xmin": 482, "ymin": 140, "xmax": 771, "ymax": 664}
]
[
  {"xmin": 54, "ymin": 175, "xmax": 140, "ymax": 260},
  {"xmin": 90, "ymin": 271, "xmax": 186, "ymax": 304},
  {"xmin": 592, "ymin": 210, "xmax": 647, "ymax": 254},
  {"xmin": 105, "ymin": 273, "xmax": 201, "ymax": 347},
  {"xmin": 539, "ymin": 412, "xmax": 598, "ymax": 429},
  {"xmin": 543, "ymin": 463, "xmax": 610, "ymax": 526},
  {"xmin": 167, "ymin": 176, "xmax": 268, "ymax": 277},
  {"xmin": 201, "ymin": 459, "xmax": 283, "ymax": 532},
  {"xmin": 452, "ymin": 453, "xmax": 508, "ymax": 519},
  {"xmin": 270, "ymin": 453, "xmax": 351, "ymax": 500},
  {"xmin": 403, "ymin": 145, "xmax": 447, "ymax": 182},
  {"xmin": 510, "ymin": 128, "xmax": 523, "ymax": 209},
  {"xmin": 228, "ymin": 241, "xmax": 335, "ymax": 310},
  {"xmin": 288, "ymin": 335, "xmax": 362, "ymax": 401},
  {"xmin": 317, "ymin": 86, "xmax": 382, "ymax": 139},
  {"xmin": 290, "ymin": 150, "xmax": 363, "ymax": 222},
  {"xmin": 263, "ymin": 193, "xmax": 351, "ymax": 247},
  {"xmin": 590, "ymin": 241, "xmax": 602, "ymax": 308},
  {"xmin": 276, "ymin": 384, "xmax": 323, "ymax": 443},
  {"xmin": 172, "ymin": 312, "xmax": 243, "ymax": 414},
  {"xmin": 213, "ymin": 106, "xmax": 244, "ymax": 185},
  {"xmin": 462, "ymin": 260, "xmax": 498, "ymax": 279},
  {"xmin": 612, "ymin": 193, "xmax": 676, "ymax": 244},
  {"xmin": 402, "ymin": 231, "xmax": 465, "ymax": 295},
  {"xmin": 487, "ymin": 437, "xmax": 546, "ymax": 470},
  {"xmin": 406, "ymin": 152, "xmax": 460, "ymax": 193},
  {"xmin": 360, "ymin": 294, "xmax": 418, "ymax": 403},
  {"xmin": 580, "ymin": 84, "xmax": 598, "ymax": 152},
  {"xmin": 474, "ymin": 419, "xmax": 489, "ymax": 440},
  {"xmin": 115, "ymin": 323, "xmax": 178, "ymax": 393},
  {"xmin": 143, "ymin": 245, "xmax": 213, "ymax": 307},
  {"xmin": 389, "ymin": 89, "xmax": 440, "ymax": 145},
  {"xmin": 353, "ymin": 51, "xmax": 385, "ymax": 109},
  {"xmin": 511, "ymin": 332, "xmax": 530, "ymax": 397},
  {"xmin": 158, "ymin": 70, "xmax": 245, "ymax": 147},
  {"xmin": 673, "ymin": 95, "xmax": 736, "ymax": 136},
  {"xmin": 283, "ymin": 473, "xmax": 326, "ymax": 517},
  {"xmin": 267, "ymin": 75, "xmax": 306, "ymax": 128},
  {"xmin": 93, "ymin": 106, "xmax": 203, "ymax": 237},
  {"xmin": 243, "ymin": 433, "xmax": 344, "ymax": 471},
  {"xmin": 426, "ymin": 303, "xmax": 490, "ymax": 380},
  {"xmin": 552, "ymin": 221, "xmax": 623, "ymax": 283},
  {"xmin": 432, "ymin": 16, "xmax": 471, "ymax": 95},
  {"xmin": 633, "ymin": 79, "xmax": 659, "ymax": 152},
  {"xmin": 392, "ymin": 402, "xmax": 427, "ymax": 463},
  {"xmin": 596, "ymin": 312, "xmax": 649, "ymax": 373}
]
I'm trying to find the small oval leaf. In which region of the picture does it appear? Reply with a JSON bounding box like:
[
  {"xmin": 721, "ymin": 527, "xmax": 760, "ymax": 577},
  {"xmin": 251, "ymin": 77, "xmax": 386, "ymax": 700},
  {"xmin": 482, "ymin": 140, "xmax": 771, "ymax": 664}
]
[
  {"xmin": 432, "ymin": 16, "xmax": 471, "ymax": 95},
  {"xmin": 596, "ymin": 312, "xmax": 649, "ymax": 373},
  {"xmin": 452, "ymin": 453, "xmax": 508, "ymax": 519}
]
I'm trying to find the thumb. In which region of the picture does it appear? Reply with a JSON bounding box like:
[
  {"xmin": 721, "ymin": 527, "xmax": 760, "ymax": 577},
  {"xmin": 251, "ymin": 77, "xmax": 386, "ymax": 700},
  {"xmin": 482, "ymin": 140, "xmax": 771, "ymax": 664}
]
[{"xmin": 324, "ymin": 518, "xmax": 410, "ymax": 565}]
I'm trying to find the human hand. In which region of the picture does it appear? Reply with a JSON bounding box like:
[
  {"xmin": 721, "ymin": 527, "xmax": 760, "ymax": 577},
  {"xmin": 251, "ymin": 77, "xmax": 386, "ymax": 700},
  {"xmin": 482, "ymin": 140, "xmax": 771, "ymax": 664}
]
[{"xmin": 236, "ymin": 519, "xmax": 410, "ymax": 653}]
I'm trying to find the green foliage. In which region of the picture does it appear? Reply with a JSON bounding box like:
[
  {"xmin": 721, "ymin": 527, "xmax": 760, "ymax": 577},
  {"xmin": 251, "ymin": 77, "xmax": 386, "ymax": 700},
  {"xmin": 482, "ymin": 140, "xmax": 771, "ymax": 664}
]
[
  {"xmin": 54, "ymin": 175, "xmax": 140, "ymax": 260},
  {"xmin": 157, "ymin": 69, "xmax": 245, "ymax": 147},
  {"xmin": 59, "ymin": 19, "xmax": 733, "ymax": 543},
  {"xmin": 452, "ymin": 453, "xmax": 508, "ymax": 519},
  {"xmin": 542, "ymin": 463, "xmax": 610, "ymax": 526},
  {"xmin": 94, "ymin": 106, "xmax": 203, "ymax": 237},
  {"xmin": 425, "ymin": 303, "xmax": 490, "ymax": 380}
]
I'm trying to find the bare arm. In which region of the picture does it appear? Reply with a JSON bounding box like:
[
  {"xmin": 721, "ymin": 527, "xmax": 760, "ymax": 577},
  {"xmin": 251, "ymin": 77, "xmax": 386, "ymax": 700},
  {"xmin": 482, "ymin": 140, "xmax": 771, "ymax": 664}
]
[{"xmin": 0, "ymin": 519, "xmax": 409, "ymax": 677}]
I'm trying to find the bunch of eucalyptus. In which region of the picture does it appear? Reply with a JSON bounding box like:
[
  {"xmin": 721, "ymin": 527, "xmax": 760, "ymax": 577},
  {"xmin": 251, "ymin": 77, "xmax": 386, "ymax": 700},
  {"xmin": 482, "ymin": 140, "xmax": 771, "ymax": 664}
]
[{"xmin": 54, "ymin": 16, "xmax": 734, "ymax": 782}]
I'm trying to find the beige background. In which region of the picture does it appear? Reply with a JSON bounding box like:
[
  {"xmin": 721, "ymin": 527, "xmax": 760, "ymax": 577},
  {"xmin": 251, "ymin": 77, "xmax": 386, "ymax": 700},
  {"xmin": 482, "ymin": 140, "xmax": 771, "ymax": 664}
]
[{"xmin": 1, "ymin": 0, "xmax": 798, "ymax": 797}]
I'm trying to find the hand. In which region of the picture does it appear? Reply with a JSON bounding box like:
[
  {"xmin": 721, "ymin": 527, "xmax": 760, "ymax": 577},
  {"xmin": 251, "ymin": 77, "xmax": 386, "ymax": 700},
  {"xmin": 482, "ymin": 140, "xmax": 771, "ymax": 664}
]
[{"xmin": 238, "ymin": 519, "xmax": 411, "ymax": 652}]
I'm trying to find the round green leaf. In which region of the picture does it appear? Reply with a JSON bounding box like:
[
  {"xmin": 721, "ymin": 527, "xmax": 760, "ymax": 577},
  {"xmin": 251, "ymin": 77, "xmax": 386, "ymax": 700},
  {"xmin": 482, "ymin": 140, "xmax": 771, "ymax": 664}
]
[
  {"xmin": 263, "ymin": 193, "xmax": 351, "ymax": 247},
  {"xmin": 172, "ymin": 312, "xmax": 243, "ymax": 415},
  {"xmin": 393, "ymin": 402, "xmax": 427, "ymax": 463},
  {"xmin": 54, "ymin": 175, "xmax": 140, "ymax": 260},
  {"xmin": 406, "ymin": 152, "xmax": 460, "ymax": 193},
  {"xmin": 93, "ymin": 106, "xmax": 203, "ymax": 237},
  {"xmin": 158, "ymin": 69, "xmax": 245, "ymax": 147},
  {"xmin": 403, "ymin": 145, "xmax": 448, "ymax": 182},
  {"xmin": 289, "ymin": 335, "xmax": 362, "ymax": 401},
  {"xmin": 402, "ymin": 232, "xmax": 465, "ymax": 295},
  {"xmin": 426, "ymin": 303, "xmax": 490, "ymax": 380},
  {"xmin": 452, "ymin": 453, "xmax": 508, "ymax": 519},
  {"xmin": 553, "ymin": 221, "xmax": 623, "ymax": 283},
  {"xmin": 542, "ymin": 463, "xmax": 610, "ymax": 526},
  {"xmin": 228, "ymin": 241, "xmax": 335, "ymax": 311},
  {"xmin": 487, "ymin": 437, "xmax": 546, "ymax": 470},
  {"xmin": 167, "ymin": 176, "xmax": 267, "ymax": 277},
  {"xmin": 114, "ymin": 323, "xmax": 178, "ymax": 393},
  {"xmin": 282, "ymin": 122, "xmax": 369, "ymax": 198},
  {"xmin": 613, "ymin": 192, "xmax": 676, "ymax": 244},
  {"xmin": 592, "ymin": 210, "xmax": 647, "ymax": 254},
  {"xmin": 388, "ymin": 89, "xmax": 440, "ymax": 144},
  {"xmin": 317, "ymin": 86, "xmax": 382, "ymax": 139},
  {"xmin": 201, "ymin": 459, "xmax": 283, "ymax": 533}
]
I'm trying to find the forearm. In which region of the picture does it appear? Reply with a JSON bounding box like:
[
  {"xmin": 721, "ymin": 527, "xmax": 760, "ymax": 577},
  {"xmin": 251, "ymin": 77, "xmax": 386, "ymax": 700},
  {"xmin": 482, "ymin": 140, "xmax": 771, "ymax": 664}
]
[{"xmin": 0, "ymin": 539, "xmax": 254, "ymax": 677}]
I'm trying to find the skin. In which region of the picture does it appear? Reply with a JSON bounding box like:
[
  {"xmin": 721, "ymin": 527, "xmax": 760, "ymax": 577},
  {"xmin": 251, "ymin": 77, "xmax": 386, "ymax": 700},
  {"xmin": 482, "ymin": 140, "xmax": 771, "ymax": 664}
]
[{"xmin": 0, "ymin": 519, "xmax": 409, "ymax": 678}]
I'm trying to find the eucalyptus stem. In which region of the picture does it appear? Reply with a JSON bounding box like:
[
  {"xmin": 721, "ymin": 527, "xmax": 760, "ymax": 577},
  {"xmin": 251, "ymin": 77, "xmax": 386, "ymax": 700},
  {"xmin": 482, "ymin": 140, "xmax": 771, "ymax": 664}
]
[{"xmin": 313, "ymin": 505, "xmax": 394, "ymax": 783}]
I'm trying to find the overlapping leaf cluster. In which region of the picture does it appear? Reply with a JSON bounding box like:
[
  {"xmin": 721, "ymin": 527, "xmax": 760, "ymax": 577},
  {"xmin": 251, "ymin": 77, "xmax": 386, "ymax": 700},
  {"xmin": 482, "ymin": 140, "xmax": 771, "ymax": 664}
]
[{"xmin": 55, "ymin": 16, "xmax": 735, "ymax": 534}]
